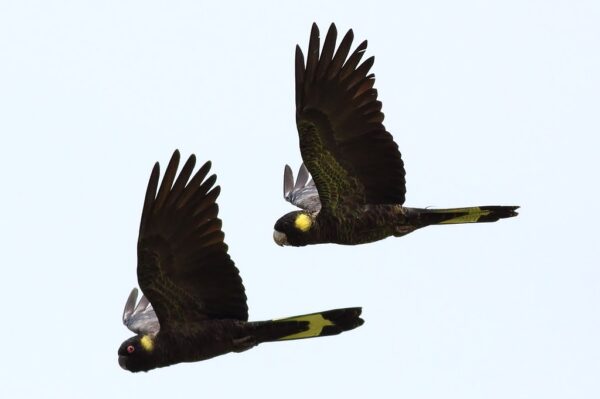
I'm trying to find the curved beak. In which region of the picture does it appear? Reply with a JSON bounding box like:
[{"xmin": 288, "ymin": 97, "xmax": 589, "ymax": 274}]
[
  {"xmin": 118, "ymin": 356, "xmax": 128, "ymax": 371},
  {"xmin": 273, "ymin": 230, "xmax": 288, "ymax": 246}
]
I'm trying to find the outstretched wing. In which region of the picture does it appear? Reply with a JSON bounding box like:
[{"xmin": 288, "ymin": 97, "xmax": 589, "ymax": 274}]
[
  {"xmin": 283, "ymin": 163, "xmax": 321, "ymax": 212},
  {"xmin": 136, "ymin": 150, "xmax": 248, "ymax": 332},
  {"xmin": 122, "ymin": 288, "xmax": 160, "ymax": 335},
  {"xmin": 295, "ymin": 23, "xmax": 406, "ymax": 216}
]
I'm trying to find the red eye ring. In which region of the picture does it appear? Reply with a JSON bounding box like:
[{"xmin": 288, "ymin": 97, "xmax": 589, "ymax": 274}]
[{"xmin": 127, "ymin": 345, "xmax": 135, "ymax": 354}]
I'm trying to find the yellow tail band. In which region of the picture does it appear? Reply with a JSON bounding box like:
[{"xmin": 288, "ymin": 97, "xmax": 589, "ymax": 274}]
[
  {"xmin": 437, "ymin": 207, "xmax": 491, "ymax": 224},
  {"xmin": 277, "ymin": 314, "xmax": 334, "ymax": 340}
]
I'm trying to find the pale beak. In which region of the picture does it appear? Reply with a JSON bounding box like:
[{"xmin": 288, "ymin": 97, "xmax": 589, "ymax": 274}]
[
  {"xmin": 273, "ymin": 230, "xmax": 288, "ymax": 246},
  {"xmin": 118, "ymin": 356, "xmax": 127, "ymax": 370}
]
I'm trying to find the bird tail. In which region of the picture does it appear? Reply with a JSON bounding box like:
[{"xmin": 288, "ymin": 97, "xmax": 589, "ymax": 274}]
[
  {"xmin": 409, "ymin": 205, "xmax": 519, "ymax": 227},
  {"xmin": 249, "ymin": 308, "xmax": 364, "ymax": 343}
]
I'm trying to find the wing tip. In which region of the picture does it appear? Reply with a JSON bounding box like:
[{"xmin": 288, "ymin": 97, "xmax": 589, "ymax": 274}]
[
  {"xmin": 284, "ymin": 164, "xmax": 294, "ymax": 197},
  {"xmin": 122, "ymin": 287, "xmax": 139, "ymax": 324}
]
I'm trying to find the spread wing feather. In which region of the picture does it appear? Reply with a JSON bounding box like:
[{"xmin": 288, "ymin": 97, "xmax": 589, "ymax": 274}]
[
  {"xmin": 122, "ymin": 288, "xmax": 160, "ymax": 335},
  {"xmin": 136, "ymin": 150, "xmax": 248, "ymax": 332},
  {"xmin": 295, "ymin": 23, "xmax": 406, "ymax": 215},
  {"xmin": 283, "ymin": 164, "xmax": 321, "ymax": 212}
]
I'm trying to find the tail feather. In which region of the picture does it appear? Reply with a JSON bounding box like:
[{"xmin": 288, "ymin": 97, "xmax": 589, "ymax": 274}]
[
  {"xmin": 412, "ymin": 205, "xmax": 519, "ymax": 226},
  {"xmin": 249, "ymin": 308, "xmax": 364, "ymax": 343}
]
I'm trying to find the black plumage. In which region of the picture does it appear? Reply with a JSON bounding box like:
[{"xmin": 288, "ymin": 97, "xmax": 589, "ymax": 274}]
[
  {"xmin": 273, "ymin": 23, "xmax": 518, "ymax": 247},
  {"xmin": 118, "ymin": 151, "xmax": 363, "ymax": 372}
]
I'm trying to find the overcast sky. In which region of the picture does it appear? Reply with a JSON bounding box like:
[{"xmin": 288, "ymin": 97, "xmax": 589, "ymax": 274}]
[{"xmin": 1, "ymin": 1, "xmax": 598, "ymax": 398}]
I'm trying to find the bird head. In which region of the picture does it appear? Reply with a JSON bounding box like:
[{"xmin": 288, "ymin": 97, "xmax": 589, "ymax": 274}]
[
  {"xmin": 118, "ymin": 334, "xmax": 158, "ymax": 372},
  {"xmin": 273, "ymin": 210, "xmax": 317, "ymax": 246}
]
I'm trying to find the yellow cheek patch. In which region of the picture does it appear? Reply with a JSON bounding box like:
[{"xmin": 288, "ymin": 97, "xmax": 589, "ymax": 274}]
[
  {"xmin": 294, "ymin": 213, "xmax": 312, "ymax": 232},
  {"xmin": 140, "ymin": 335, "xmax": 155, "ymax": 352}
]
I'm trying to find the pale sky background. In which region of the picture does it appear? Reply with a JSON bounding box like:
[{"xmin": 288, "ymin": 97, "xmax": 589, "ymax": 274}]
[{"xmin": 1, "ymin": 1, "xmax": 598, "ymax": 398}]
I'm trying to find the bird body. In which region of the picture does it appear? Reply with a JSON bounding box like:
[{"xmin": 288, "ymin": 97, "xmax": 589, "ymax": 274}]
[
  {"xmin": 120, "ymin": 301, "xmax": 363, "ymax": 372},
  {"xmin": 121, "ymin": 320, "xmax": 246, "ymax": 371},
  {"xmin": 275, "ymin": 203, "xmax": 517, "ymax": 246}
]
